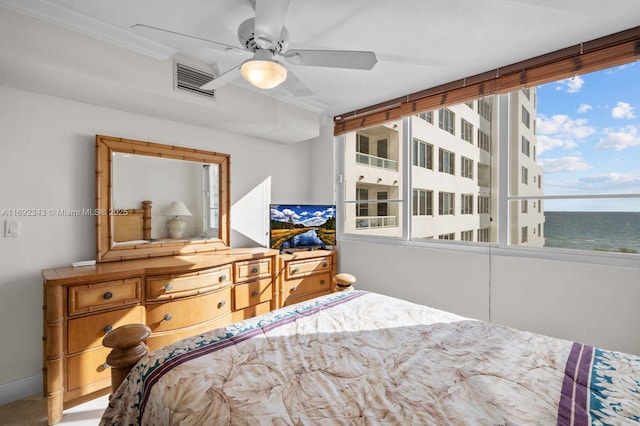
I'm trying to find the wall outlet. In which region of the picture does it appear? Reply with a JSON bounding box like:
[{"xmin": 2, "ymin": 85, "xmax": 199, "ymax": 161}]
[{"xmin": 4, "ymin": 220, "xmax": 20, "ymax": 237}]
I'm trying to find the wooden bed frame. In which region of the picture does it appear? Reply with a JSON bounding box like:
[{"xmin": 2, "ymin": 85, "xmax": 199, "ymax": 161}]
[
  {"xmin": 101, "ymin": 273, "xmax": 356, "ymax": 393},
  {"xmin": 112, "ymin": 200, "xmax": 152, "ymax": 243}
]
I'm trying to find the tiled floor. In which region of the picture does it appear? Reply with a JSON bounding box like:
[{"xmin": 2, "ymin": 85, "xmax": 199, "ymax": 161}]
[{"xmin": 0, "ymin": 394, "xmax": 108, "ymax": 426}]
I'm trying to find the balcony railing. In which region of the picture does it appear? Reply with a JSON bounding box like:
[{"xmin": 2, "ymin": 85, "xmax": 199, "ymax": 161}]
[
  {"xmin": 356, "ymin": 152, "xmax": 398, "ymax": 171},
  {"xmin": 355, "ymin": 215, "xmax": 398, "ymax": 229}
]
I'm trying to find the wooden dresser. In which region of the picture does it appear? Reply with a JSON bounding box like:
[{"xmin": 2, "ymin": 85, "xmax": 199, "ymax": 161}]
[
  {"xmin": 42, "ymin": 247, "xmax": 336, "ymax": 425},
  {"xmin": 276, "ymin": 250, "xmax": 337, "ymax": 308}
]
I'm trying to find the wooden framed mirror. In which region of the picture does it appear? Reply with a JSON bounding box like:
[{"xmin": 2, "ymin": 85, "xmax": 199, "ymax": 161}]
[{"xmin": 95, "ymin": 135, "xmax": 230, "ymax": 262}]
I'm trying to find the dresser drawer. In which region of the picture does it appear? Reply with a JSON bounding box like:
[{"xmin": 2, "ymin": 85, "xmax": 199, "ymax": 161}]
[
  {"xmin": 232, "ymin": 301, "xmax": 271, "ymax": 322},
  {"xmin": 146, "ymin": 264, "xmax": 232, "ymax": 301},
  {"xmin": 283, "ymin": 272, "xmax": 331, "ymax": 298},
  {"xmin": 233, "ymin": 278, "xmax": 272, "ymax": 310},
  {"xmin": 67, "ymin": 278, "xmax": 141, "ymax": 316},
  {"xmin": 67, "ymin": 346, "xmax": 111, "ymax": 391},
  {"xmin": 146, "ymin": 286, "xmax": 232, "ymax": 333},
  {"xmin": 286, "ymin": 256, "xmax": 332, "ymax": 279},
  {"xmin": 234, "ymin": 258, "xmax": 271, "ymax": 283},
  {"xmin": 145, "ymin": 313, "xmax": 232, "ymax": 352},
  {"xmin": 67, "ymin": 306, "xmax": 144, "ymax": 355}
]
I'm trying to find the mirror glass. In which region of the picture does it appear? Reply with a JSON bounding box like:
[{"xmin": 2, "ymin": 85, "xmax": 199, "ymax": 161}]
[
  {"xmin": 95, "ymin": 135, "xmax": 230, "ymax": 262},
  {"xmin": 112, "ymin": 153, "xmax": 219, "ymax": 243}
]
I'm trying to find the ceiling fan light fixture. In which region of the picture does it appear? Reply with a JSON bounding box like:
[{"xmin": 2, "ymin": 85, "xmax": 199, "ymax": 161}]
[{"xmin": 240, "ymin": 58, "xmax": 287, "ymax": 89}]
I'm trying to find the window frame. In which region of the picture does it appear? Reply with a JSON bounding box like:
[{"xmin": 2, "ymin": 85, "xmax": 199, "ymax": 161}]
[{"xmin": 335, "ymin": 26, "xmax": 640, "ymax": 268}]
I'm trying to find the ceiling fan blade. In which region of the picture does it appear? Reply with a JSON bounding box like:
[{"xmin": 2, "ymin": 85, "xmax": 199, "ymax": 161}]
[
  {"xmin": 131, "ymin": 24, "xmax": 245, "ymax": 53},
  {"xmin": 200, "ymin": 66, "xmax": 241, "ymax": 90},
  {"xmin": 284, "ymin": 50, "xmax": 377, "ymax": 70},
  {"xmin": 253, "ymin": 0, "xmax": 290, "ymax": 49}
]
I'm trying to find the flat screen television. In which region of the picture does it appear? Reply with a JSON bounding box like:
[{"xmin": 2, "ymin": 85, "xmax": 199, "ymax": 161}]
[{"xmin": 269, "ymin": 204, "xmax": 336, "ymax": 250}]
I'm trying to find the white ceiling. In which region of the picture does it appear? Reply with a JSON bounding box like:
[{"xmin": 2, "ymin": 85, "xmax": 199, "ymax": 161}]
[{"xmin": 1, "ymin": 0, "xmax": 639, "ymax": 142}]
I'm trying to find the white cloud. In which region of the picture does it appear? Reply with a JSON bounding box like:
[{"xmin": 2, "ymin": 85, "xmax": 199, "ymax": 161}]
[
  {"xmin": 595, "ymin": 125, "xmax": 640, "ymax": 151},
  {"xmin": 537, "ymin": 135, "xmax": 577, "ymax": 154},
  {"xmin": 580, "ymin": 173, "xmax": 639, "ymax": 187},
  {"xmin": 577, "ymin": 104, "xmax": 592, "ymax": 114},
  {"xmin": 537, "ymin": 114, "xmax": 596, "ymax": 140},
  {"xmin": 545, "ymin": 172, "xmax": 640, "ymax": 193},
  {"xmin": 554, "ymin": 76, "xmax": 585, "ymax": 93},
  {"xmin": 611, "ymin": 101, "xmax": 636, "ymax": 119},
  {"xmin": 537, "ymin": 156, "xmax": 592, "ymax": 173}
]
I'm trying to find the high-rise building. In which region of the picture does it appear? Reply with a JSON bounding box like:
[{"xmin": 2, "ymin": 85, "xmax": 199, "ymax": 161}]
[{"xmin": 342, "ymin": 89, "xmax": 545, "ymax": 247}]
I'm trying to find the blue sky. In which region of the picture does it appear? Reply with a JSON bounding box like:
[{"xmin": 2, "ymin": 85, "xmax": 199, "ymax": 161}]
[
  {"xmin": 536, "ymin": 62, "xmax": 640, "ymax": 211},
  {"xmin": 271, "ymin": 204, "xmax": 335, "ymax": 227}
]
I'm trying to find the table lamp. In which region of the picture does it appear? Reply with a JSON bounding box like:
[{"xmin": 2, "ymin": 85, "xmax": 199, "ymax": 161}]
[{"xmin": 164, "ymin": 201, "xmax": 192, "ymax": 239}]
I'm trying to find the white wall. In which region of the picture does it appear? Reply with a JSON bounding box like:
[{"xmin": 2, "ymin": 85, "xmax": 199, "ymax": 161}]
[
  {"xmin": 0, "ymin": 85, "xmax": 317, "ymax": 402},
  {"xmin": 339, "ymin": 239, "xmax": 640, "ymax": 356}
]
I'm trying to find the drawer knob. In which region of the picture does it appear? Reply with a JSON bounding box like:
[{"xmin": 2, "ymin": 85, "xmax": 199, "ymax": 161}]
[
  {"xmin": 218, "ymin": 300, "xmax": 226, "ymax": 308},
  {"xmin": 252, "ymin": 290, "xmax": 260, "ymax": 297},
  {"xmin": 102, "ymin": 362, "xmax": 111, "ymax": 370},
  {"xmin": 251, "ymin": 267, "xmax": 258, "ymax": 274},
  {"xmin": 103, "ymin": 325, "xmax": 113, "ymax": 334},
  {"xmin": 163, "ymin": 313, "xmax": 172, "ymax": 321},
  {"xmin": 291, "ymin": 286, "xmax": 298, "ymax": 292},
  {"xmin": 323, "ymin": 262, "xmax": 328, "ymax": 267},
  {"xmin": 103, "ymin": 292, "xmax": 113, "ymax": 300},
  {"xmin": 219, "ymin": 274, "xmax": 227, "ymax": 283},
  {"xmin": 293, "ymin": 267, "xmax": 299, "ymax": 273},
  {"xmin": 165, "ymin": 283, "xmax": 173, "ymax": 291},
  {"xmin": 320, "ymin": 280, "xmax": 326, "ymax": 285}
]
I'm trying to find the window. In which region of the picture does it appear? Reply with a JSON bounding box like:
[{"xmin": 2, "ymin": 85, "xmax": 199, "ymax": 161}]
[
  {"xmin": 522, "ymin": 106, "xmax": 530, "ymax": 128},
  {"xmin": 478, "ymin": 98, "xmax": 492, "ymax": 120},
  {"xmin": 478, "ymin": 130, "xmax": 491, "ymax": 152},
  {"xmin": 461, "ymin": 230, "xmax": 474, "ymax": 241},
  {"xmin": 461, "ymin": 119, "xmax": 474, "ymax": 143},
  {"xmin": 439, "ymin": 149, "xmax": 455, "ymax": 174},
  {"xmin": 461, "ymin": 194, "xmax": 473, "ymax": 215},
  {"xmin": 377, "ymin": 192, "xmax": 388, "ymax": 216},
  {"xmin": 521, "ymin": 136, "xmax": 530, "ymax": 157},
  {"xmin": 439, "ymin": 233, "xmax": 455, "ymax": 240},
  {"xmin": 356, "ymin": 187, "xmax": 368, "ymax": 217},
  {"xmin": 461, "ymin": 157, "xmax": 474, "ymax": 179},
  {"xmin": 357, "ymin": 134, "xmax": 369, "ymax": 154},
  {"xmin": 338, "ymin": 44, "xmax": 640, "ymax": 260},
  {"xmin": 413, "ymin": 189, "xmax": 433, "ymax": 216},
  {"xmin": 412, "ymin": 138, "xmax": 433, "ymax": 169},
  {"xmin": 439, "ymin": 192, "xmax": 455, "ymax": 215},
  {"xmin": 477, "ymin": 228, "xmax": 490, "ymax": 242},
  {"xmin": 478, "ymin": 196, "xmax": 490, "ymax": 214},
  {"xmin": 439, "ymin": 108, "xmax": 455, "ymax": 135},
  {"xmin": 416, "ymin": 111, "xmax": 433, "ymax": 123}
]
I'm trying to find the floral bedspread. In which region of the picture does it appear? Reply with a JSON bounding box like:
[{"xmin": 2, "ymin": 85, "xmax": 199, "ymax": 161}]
[{"xmin": 100, "ymin": 291, "xmax": 640, "ymax": 425}]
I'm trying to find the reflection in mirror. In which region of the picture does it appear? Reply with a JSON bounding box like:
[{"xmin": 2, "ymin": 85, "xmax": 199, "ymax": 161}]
[
  {"xmin": 112, "ymin": 153, "xmax": 220, "ymax": 244},
  {"xmin": 95, "ymin": 135, "xmax": 230, "ymax": 263}
]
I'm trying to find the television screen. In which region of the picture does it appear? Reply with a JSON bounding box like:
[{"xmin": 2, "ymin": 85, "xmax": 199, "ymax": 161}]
[{"xmin": 269, "ymin": 204, "xmax": 336, "ymax": 250}]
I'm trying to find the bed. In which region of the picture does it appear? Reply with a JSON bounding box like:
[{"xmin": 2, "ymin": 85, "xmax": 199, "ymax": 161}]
[{"xmin": 100, "ymin": 289, "xmax": 640, "ymax": 425}]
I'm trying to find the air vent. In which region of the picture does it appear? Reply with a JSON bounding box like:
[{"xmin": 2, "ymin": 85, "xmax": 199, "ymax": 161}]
[{"xmin": 174, "ymin": 62, "xmax": 216, "ymax": 98}]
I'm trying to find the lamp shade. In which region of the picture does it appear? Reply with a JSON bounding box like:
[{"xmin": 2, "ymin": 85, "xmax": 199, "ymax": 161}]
[
  {"xmin": 163, "ymin": 201, "xmax": 192, "ymax": 217},
  {"xmin": 240, "ymin": 59, "xmax": 287, "ymax": 89}
]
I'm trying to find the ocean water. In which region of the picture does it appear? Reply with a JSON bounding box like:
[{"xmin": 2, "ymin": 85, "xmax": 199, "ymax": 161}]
[{"xmin": 544, "ymin": 211, "xmax": 640, "ymax": 253}]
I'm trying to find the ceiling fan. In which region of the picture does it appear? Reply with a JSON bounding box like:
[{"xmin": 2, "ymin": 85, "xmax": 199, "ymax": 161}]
[{"xmin": 132, "ymin": 0, "xmax": 377, "ymax": 93}]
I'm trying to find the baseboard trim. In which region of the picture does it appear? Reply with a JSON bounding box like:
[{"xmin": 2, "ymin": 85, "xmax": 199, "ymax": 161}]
[{"xmin": 0, "ymin": 374, "xmax": 42, "ymax": 406}]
